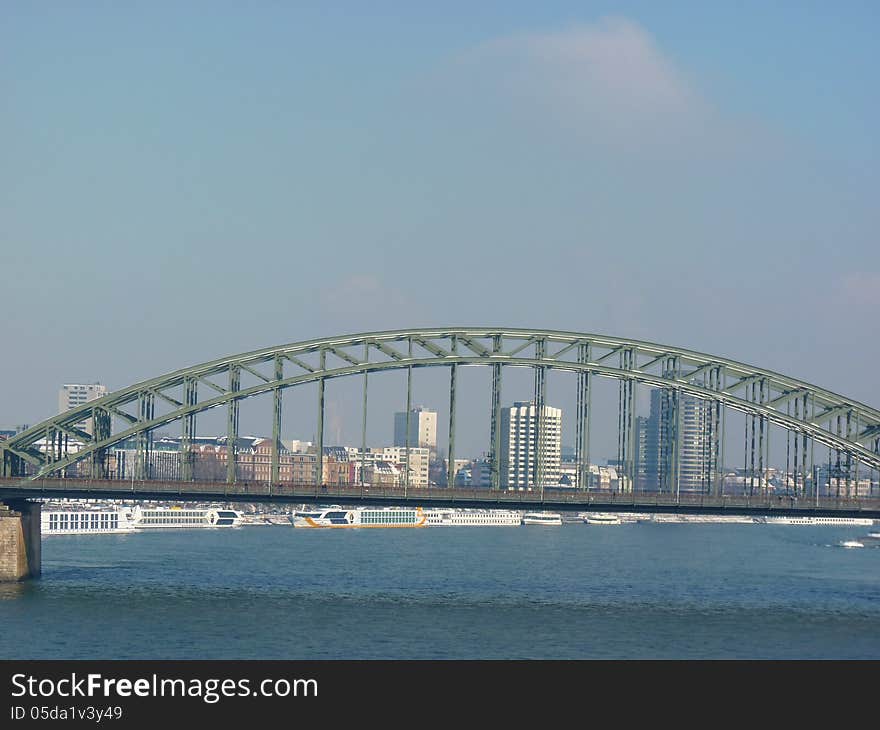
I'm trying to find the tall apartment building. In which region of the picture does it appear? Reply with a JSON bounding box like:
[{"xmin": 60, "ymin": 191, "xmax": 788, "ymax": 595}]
[
  {"xmin": 638, "ymin": 389, "xmax": 712, "ymax": 492},
  {"xmin": 635, "ymin": 415, "xmax": 653, "ymax": 490},
  {"xmin": 58, "ymin": 383, "xmax": 108, "ymax": 435},
  {"xmin": 393, "ymin": 407, "xmax": 437, "ymax": 458},
  {"xmin": 499, "ymin": 401, "xmax": 562, "ymax": 489}
]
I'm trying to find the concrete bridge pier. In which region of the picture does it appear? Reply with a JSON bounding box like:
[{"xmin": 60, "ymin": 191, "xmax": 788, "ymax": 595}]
[{"xmin": 0, "ymin": 500, "xmax": 41, "ymax": 581}]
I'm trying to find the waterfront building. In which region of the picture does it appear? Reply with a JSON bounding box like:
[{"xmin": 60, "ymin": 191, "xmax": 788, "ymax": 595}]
[
  {"xmin": 558, "ymin": 460, "xmax": 577, "ymax": 486},
  {"xmin": 234, "ymin": 439, "xmax": 305, "ymax": 483},
  {"xmin": 815, "ymin": 466, "xmax": 877, "ymax": 498},
  {"xmin": 379, "ymin": 446, "xmax": 429, "ymax": 487},
  {"xmin": 679, "ymin": 394, "xmax": 713, "ymax": 490},
  {"xmin": 467, "ymin": 459, "xmax": 492, "ymax": 488},
  {"xmin": 110, "ymin": 436, "xmax": 351, "ymax": 485},
  {"xmin": 499, "ymin": 401, "xmax": 562, "ymax": 489},
  {"xmin": 322, "ymin": 446, "xmax": 353, "ymax": 486},
  {"xmin": 638, "ymin": 389, "xmax": 712, "ymax": 492},
  {"xmin": 446, "ymin": 458, "xmax": 471, "ymax": 487},
  {"xmin": 635, "ymin": 416, "xmax": 653, "ymax": 490},
  {"xmin": 224, "ymin": 440, "xmax": 350, "ymax": 485},
  {"xmin": 723, "ymin": 470, "xmax": 770, "ymax": 495},
  {"xmin": 393, "ymin": 407, "xmax": 437, "ymax": 459},
  {"xmin": 364, "ymin": 460, "xmax": 401, "ymax": 487},
  {"xmin": 58, "ymin": 383, "xmax": 108, "ymax": 435},
  {"xmin": 283, "ymin": 439, "xmax": 313, "ymax": 453},
  {"xmin": 346, "ymin": 446, "xmax": 430, "ymax": 487}
]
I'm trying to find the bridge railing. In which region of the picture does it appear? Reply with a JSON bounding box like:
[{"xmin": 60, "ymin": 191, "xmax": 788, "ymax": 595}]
[{"xmin": 2, "ymin": 477, "xmax": 879, "ymax": 515}]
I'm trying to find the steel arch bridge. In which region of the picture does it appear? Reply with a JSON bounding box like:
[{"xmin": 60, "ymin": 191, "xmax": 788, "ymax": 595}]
[{"xmin": 2, "ymin": 327, "xmax": 879, "ymax": 498}]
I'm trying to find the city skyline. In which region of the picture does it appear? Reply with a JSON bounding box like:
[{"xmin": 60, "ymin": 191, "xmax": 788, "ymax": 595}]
[{"xmin": 20, "ymin": 383, "xmax": 866, "ymax": 494}]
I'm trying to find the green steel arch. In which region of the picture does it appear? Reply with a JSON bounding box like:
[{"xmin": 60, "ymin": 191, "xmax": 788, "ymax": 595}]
[{"xmin": 2, "ymin": 327, "xmax": 879, "ymax": 487}]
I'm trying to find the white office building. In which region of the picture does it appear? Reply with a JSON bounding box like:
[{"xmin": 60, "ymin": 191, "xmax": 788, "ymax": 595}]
[
  {"xmin": 58, "ymin": 383, "xmax": 108, "ymax": 435},
  {"xmin": 499, "ymin": 401, "xmax": 562, "ymax": 489}
]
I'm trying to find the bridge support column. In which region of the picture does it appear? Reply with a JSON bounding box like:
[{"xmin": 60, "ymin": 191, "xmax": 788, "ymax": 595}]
[
  {"xmin": 181, "ymin": 378, "xmax": 198, "ymax": 481},
  {"xmin": 447, "ymin": 336, "xmax": 458, "ymax": 488},
  {"xmin": 135, "ymin": 392, "xmax": 154, "ymax": 480},
  {"xmin": 489, "ymin": 336, "xmax": 503, "ymax": 490},
  {"xmin": 316, "ymin": 375, "xmax": 325, "ymax": 487},
  {"xmin": 447, "ymin": 364, "xmax": 457, "ymax": 488},
  {"xmin": 616, "ymin": 348, "xmax": 635, "ymax": 494},
  {"xmin": 227, "ymin": 365, "xmax": 240, "ymax": 485},
  {"xmin": 0, "ymin": 501, "xmax": 41, "ymax": 582},
  {"xmin": 272, "ymin": 355, "xmax": 284, "ymax": 485},
  {"xmin": 361, "ymin": 343, "xmax": 369, "ymax": 487},
  {"xmin": 659, "ymin": 357, "xmax": 681, "ymax": 495},
  {"xmin": 534, "ymin": 339, "xmax": 546, "ymax": 494},
  {"xmin": 404, "ymin": 338, "xmax": 413, "ymax": 491},
  {"xmin": 1, "ymin": 447, "xmax": 24, "ymax": 478},
  {"xmin": 575, "ymin": 344, "xmax": 591, "ymax": 491},
  {"xmin": 90, "ymin": 407, "xmax": 111, "ymax": 480}
]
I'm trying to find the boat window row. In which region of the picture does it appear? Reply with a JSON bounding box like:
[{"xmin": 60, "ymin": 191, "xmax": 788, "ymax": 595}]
[
  {"xmin": 362, "ymin": 511, "xmax": 417, "ymax": 524},
  {"xmin": 142, "ymin": 511, "xmax": 205, "ymax": 518},
  {"xmin": 48, "ymin": 513, "xmax": 118, "ymax": 530}
]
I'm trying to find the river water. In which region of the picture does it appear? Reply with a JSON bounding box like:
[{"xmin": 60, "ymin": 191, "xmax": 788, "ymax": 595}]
[{"xmin": 1, "ymin": 523, "xmax": 878, "ymax": 659}]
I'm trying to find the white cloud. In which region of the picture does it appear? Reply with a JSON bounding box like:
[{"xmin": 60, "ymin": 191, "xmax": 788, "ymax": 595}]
[
  {"xmin": 834, "ymin": 271, "xmax": 880, "ymax": 308},
  {"xmin": 456, "ymin": 18, "xmax": 715, "ymax": 148},
  {"xmin": 317, "ymin": 273, "xmax": 421, "ymax": 330}
]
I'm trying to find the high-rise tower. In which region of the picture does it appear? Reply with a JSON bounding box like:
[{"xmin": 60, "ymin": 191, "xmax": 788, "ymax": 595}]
[{"xmin": 499, "ymin": 401, "xmax": 562, "ymax": 489}]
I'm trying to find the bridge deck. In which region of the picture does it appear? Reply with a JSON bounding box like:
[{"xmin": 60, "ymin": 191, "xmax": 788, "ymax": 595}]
[{"xmin": 1, "ymin": 479, "xmax": 878, "ymax": 519}]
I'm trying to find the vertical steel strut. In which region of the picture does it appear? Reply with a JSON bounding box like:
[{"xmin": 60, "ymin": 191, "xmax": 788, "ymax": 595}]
[
  {"xmin": 315, "ymin": 351, "xmax": 325, "ymax": 488},
  {"xmin": 181, "ymin": 378, "xmax": 197, "ymax": 481},
  {"xmin": 574, "ymin": 343, "xmax": 591, "ymax": 491},
  {"xmin": 447, "ymin": 335, "xmax": 458, "ymax": 489},
  {"xmin": 227, "ymin": 365, "xmax": 240, "ymax": 484},
  {"xmin": 361, "ymin": 343, "xmax": 369, "ymax": 487},
  {"xmin": 534, "ymin": 338, "xmax": 546, "ymax": 494},
  {"xmin": 404, "ymin": 338, "xmax": 412, "ymax": 491},
  {"xmin": 272, "ymin": 355, "xmax": 283, "ymax": 485},
  {"xmin": 489, "ymin": 334, "xmax": 503, "ymax": 490},
  {"xmin": 90, "ymin": 407, "xmax": 111, "ymax": 479}
]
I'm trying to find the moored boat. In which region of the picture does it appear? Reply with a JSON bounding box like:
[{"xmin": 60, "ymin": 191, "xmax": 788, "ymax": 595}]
[
  {"xmin": 42, "ymin": 506, "xmax": 135, "ymax": 535},
  {"xmin": 127, "ymin": 505, "xmax": 243, "ymax": 529},
  {"xmin": 292, "ymin": 506, "xmax": 427, "ymax": 528},
  {"xmin": 761, "ymin": 516, "xmax": 874, "ymax": 526},
  {"xmin": 584, "ymin": 513, "xmax": 622, "ymax": 525},
  {"xmin": 521, "ymin": 511, "xmax": 563, "ymax": 526},
  {"xmin": 424, "ymin": 508, "xmax": 521, "ymax": 526}
]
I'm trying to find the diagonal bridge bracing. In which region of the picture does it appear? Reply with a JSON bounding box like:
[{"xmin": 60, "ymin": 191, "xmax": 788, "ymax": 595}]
[{"xmin": 2, "ymin": 328, "xmax": 878, "ymax": 498}]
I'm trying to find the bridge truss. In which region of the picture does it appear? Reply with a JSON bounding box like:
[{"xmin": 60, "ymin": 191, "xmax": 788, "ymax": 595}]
[{"xmin": 2, "ymin": 328, "xmax": 878, "ymax": 497}]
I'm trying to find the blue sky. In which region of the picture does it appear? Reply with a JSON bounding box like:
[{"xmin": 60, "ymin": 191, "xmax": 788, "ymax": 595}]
[{"xmin": 2, "ymin": 2, "xmax": 877, "ymax": 460}]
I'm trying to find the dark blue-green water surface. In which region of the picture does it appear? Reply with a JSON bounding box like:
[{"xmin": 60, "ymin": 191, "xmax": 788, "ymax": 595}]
[{"xmin": 2, "ymin": 524, "xmax": 878, "ymax": 659}]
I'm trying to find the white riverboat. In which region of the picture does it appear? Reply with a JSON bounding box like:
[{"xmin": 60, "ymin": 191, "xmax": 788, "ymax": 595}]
[
  {"xmin": 646, "ymin": 514, "xmax": 758, "ymax": 524},
  {"xmin": 521, "ymin": 511, "xmax": 563, "ymax": 526},
  {"xmin": 760, "ymin": 516, "xmax": 874, "ymax": 526},
  {"xmin": 42, "ymin": 507, "xmax": 135, "ymax": 535},
  {"xmin": 127, "ymin": 505, "xmax": 243, "ymax": 529},
  {"xmin": 424, "ymin": 509, "xmax": 522, "ymax": 526},
  {"xmin": 583, "ymin": 513, "xmax": 622, "ymax": 525},
  {"xmin": 292, "ymin": 506, "xmax": 427, "ymax": 528},
  {"xmin": 839, "ymin": 540, "xmax": 865, "ymax": 548}
]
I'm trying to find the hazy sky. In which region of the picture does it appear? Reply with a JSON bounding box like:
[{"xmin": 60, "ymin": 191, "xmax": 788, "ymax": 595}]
[{"xmin": 2, "ymin": 2, "xmax": 877, "ymax": 461}]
